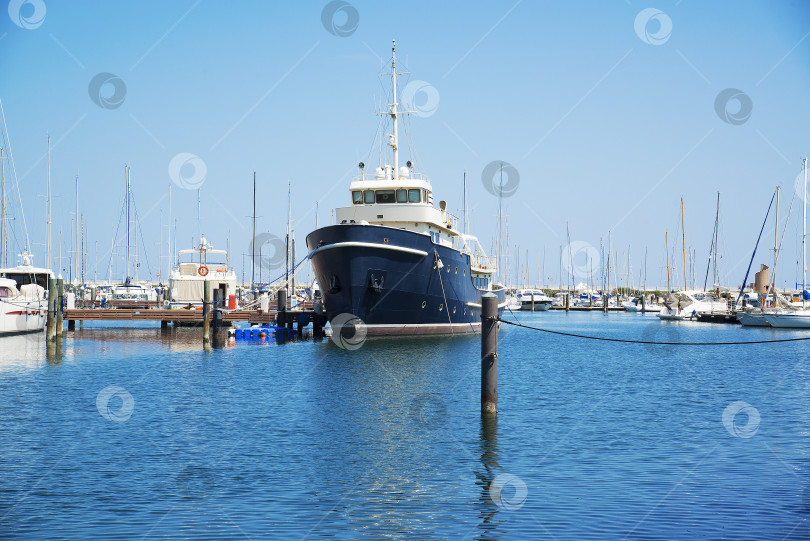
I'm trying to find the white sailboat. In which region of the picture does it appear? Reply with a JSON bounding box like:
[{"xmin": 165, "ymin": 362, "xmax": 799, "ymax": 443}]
[
  {"xmin": 763, "ymin": 158, "xmax": 810, "ymax": 329},
  {"xmin": 0, "ymin": 122, "xmax": 53, "ymax": 335}
]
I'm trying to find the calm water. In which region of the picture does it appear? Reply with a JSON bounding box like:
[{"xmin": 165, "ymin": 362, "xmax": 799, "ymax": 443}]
[{"xmin": 1, "ymin": 313, "xmax": 808, "ymax": 540}]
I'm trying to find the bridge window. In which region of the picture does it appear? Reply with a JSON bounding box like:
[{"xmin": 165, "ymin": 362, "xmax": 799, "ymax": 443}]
[
  {"xmin": 408, "ymin": 189, "xmax": 421, "ymax": 203},
  {"xmin": 396, "ymin": 189, "xmax": 407, "ymax": 203},
  {"xmin": 376, "ymin": 190, "xmax": 395, "ymax": 203},
  {"xmin": 0, "ymin": 287, "xmax": 8, "ymax": 298},
  {"xmin": 352, "ymin": 191, "xmax": 363, "ymax": 204},
  {"xmin": 364, "ymin": 190, "xmax": 375, "ymax": 204}
]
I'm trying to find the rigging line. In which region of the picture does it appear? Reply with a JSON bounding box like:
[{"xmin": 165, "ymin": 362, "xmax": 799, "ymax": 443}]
[
  {"xmin": 435, "ymin": 249, "xmax": 477, "ymax": 334},
  {"xmin": 736, "ymin": 192, "xmax": 776, "ymax": 303},
  {"xmin": 491, "ymin": 316, "xmax": 810, "ymax": 345},
  {"xmin": 433, "ymin": 251, "xmax": 454, "ymax": 335},
  {"xmin": 0, "ymin": 97, "xmax": 29, "ymax": 252},
  {"xmin": 106, "ymin": 196, "xmax": 127, "ymax": 282},
  {"xmin": 130, "ymin": 195, "xmax": 153, "ymax": 279}
]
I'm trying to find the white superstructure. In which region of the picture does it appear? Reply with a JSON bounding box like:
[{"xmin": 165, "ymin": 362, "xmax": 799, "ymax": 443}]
[
  {"xmin": 168, "ymin": 236, "xmax": 236, "ymax": 308},
  {"xmin": 0, "ymin": 253, "xmax": 52, "ymax": 335}
]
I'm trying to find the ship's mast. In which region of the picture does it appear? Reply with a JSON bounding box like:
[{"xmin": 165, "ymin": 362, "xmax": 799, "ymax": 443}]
[
  {"xmin": 74, "ymin": 173, "xmax": 79, "ymax": 284},
  {"xmin": 0, "ymin": 147, "xmax": 6, "ymax": 268},
  {"xmin": 47, "ymin": 135, "xmax": 51, "ymax": 271},
  {"xmin": 389, "ymin": 40, "xmax": 399, "ymax": 177},
  {"xmin": 125, "ymin": 164, "xmax": 130, "ymax": 281},
  {"xmin": 802, "ymin": 158, "xmax": 807, "ymax": 309}
]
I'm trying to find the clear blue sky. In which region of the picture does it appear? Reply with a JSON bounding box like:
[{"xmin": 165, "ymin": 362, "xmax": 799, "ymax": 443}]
[{"xmin": 1, "ymin": 1, "xmax": 809, "ymax": 290}]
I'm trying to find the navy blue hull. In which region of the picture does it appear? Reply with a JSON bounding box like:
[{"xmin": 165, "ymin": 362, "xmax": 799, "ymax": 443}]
[{"xmin": 306, "ymin": 224, "xmax": 504, "ymax": 335}]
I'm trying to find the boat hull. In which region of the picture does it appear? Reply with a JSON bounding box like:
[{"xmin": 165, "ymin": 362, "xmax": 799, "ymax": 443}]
[
  {"xmin": 762, "ymin": 313, "xmax": 810, "ymax": 329},
  {"xmin": 306, "ymin": 224, "xmax": 504, "ymax": 336},
  {"xmin": 520, "ymin": 300, "xmax": 551, "ymax": 311},
  {"xmin": 736, "ymin": 313, "xmax": 770, "ymax": 327},
  {"xmin": 0, "ymin": 299, "xmax": 47, "ymax": 335}
]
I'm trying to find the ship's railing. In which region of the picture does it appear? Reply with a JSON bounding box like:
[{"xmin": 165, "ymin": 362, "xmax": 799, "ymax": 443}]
[
  {"xmin": 353, "ymin": 172, "xmax": 431, "ymax": 183},
  {"xmin": 453, "ymin": 234, "xmax": 496, "ymax": 272},
  {"xmin": 441, "ymin": 210, "xmax": 459, "ymax": 231}
]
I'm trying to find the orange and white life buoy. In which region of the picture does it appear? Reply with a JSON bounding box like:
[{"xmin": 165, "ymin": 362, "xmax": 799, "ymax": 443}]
[{"xmin": 198, "ymin": 266, "xmax": 209, "ymax": 277}]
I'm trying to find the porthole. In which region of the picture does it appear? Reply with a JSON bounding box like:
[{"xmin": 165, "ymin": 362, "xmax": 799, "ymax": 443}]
[
  {"xmin": 463, "ymin": 269, "xmax": 466, "ymax": 276},
  {"xmin": 464, "ymin": 307, "xmax": 467, "ymax": 315},
  {"xmin": 452, "ymin": 306, "xmax": 457, "ymax": 314},
  {"xmin": 421, "ymin": 300, "xmax": 427, "ymax": 309},
  {"xmin": 433, "ymin": 261, "xmax": 437, "ymax": 269},
  {"xmin": 454, "ymin": 267, "xmax": 458, "ymax": 274},
  {"xmin": 438, "ymin": 304, "xmax": 444, "ymax": 311}
]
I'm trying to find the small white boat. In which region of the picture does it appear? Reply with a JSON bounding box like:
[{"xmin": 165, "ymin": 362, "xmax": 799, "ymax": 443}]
[
  {"xmin": 622, "ymin": 297, "xmax": 662, "ymax": 313},
  {"xmin": 658, "ymin": 290, "xmax": 727, "ymax": 321},
  {"xmin": 169, "ymin": 236, "xmax": 237, "ymax": 309},
  {"xmin": 736, "ymin": 312, "xmax": 770, "ymax": 327},
  {"xmin": 514, "ymin": 289, "xmax": 552, "ymax": 311},
  {"xmin": 111, "ymin": 281, "xmax": 156, "ymax": 301},
  {"xmin": 0, "ymin": 253, "xmax": 52, "ymax": 336},
  {"xmin": 762, "ymin": 310, "xmax": 810, "ymax": 329}
]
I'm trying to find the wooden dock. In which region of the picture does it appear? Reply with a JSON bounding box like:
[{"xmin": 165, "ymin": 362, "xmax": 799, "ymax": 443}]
[
  {"xmin": 63, "ymin": 307, "xmax": 328, "ymax": 330},
  {"xmin": 64, "ymin": 308, "xmax": 273, "ymax": 324},
  {"xmin": 548, "ymin": 306, "xmax": 626, "ymax": 312}
]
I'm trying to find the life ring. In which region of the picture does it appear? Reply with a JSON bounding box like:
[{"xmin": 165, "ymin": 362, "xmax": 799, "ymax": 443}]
[{"xmin": 198, "ymin": 266, "xmax": 209, "ymax": 277}]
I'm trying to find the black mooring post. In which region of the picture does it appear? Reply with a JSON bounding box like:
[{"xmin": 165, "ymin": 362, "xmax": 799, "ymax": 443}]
[
  {"xmin": 277, "ymin": 289, "xmax": 287, "ymax": 327},
  {"xmin": 212, "ymin": 289, "xmax": 222, "ymax": 334},
  {"xmin": 481, "ymin": 292, "xmax": 498, "ymax": 415}
]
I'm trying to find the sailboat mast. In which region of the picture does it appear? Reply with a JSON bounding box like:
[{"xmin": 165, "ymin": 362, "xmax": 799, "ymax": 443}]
[
  {"xmin": 251, "ymin": 171, "xmax": 256, "ymax": 290},
  {"xmin": 47, "ymin": 135, "xmax": 51, "ymax": 271},
  {"xmin": 714, "ymin": 193, "xmax": 719, "ymax": 287},
  {"xmin": 665, "ymin": 231, "xmax": 671, "ymax": 294},
  {"xmin": 286, "ymin": 182, "xmax": 291, "ymax": 296},
  {"xmin": 197, "ymin": 188, "xmax": 201, "ymax": 258},
  {"xmin": 772, "ymin": 186, "xmax": 779, "ymax": 308},
  {"xmin": 390, "ymin": 41, "xmax": 399, "ymax": 176},
  {"xmin": 168, "ymin": 183, "xmax": 172, "ymax": 282},
  {"xmin": 463, "ymin": 171, "xmax": 468, "ymax": 235},
  {"xmin": 0, "ymin": 147, "xmax": 5, "ymax": 268},
  {"xmin": 75, "ymin": 174, "xmax": 79, "ymax": 284},
  {"xmin": 681, "ymin": 197, "xmax": 687, "ymax": 291},
  {"xmin": 802, "ymin": 157, "xmax": 807, "ymax": 308},
  {"xmin": 125, "ymin": 164, "xmax": 130, "ymax": 281}
]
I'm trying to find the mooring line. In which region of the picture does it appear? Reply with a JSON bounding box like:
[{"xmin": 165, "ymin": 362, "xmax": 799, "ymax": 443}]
[{"xmin": 491, "ymin": 316, "xmax": 810, "ymax": 345}]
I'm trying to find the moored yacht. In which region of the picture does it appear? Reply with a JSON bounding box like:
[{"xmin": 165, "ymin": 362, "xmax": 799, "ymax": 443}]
[
  {"xmin": 0, "ymin": 252, "xmax": 52, "ymax": 335},
  {"xmin": 515, "ymin": 289, "xmax": 552, "ymax": 311},
  {"xmin": 305, "ymin": 42, "xmax": 505, "ymax": 335},
  {"xmin": 168, "ymin": 236, "xmax": 237, "ymax": 309}
]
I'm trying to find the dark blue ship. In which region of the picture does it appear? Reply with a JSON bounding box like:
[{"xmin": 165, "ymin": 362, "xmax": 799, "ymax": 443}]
[{"xmin": 305, "ymin": 43, "xmax": 505, "ymax": 336}]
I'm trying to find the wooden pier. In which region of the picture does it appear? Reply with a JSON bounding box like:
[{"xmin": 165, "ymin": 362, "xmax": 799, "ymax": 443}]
[
  {"xmin": 64, "ymin": 308, "xmax": 272, "ymax": 324},
  {"xmin": 63, "ymin": 307, "xmax": 328, "ymax": 329},
  {"xmin": 548, "ymin": 305, "xmax": 626, "ymax": 312}
]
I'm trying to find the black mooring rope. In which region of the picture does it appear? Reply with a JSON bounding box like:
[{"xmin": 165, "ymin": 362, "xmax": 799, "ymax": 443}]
[{"xmin": 489, "ymin": 316, "xmax": 810, "ymax": 345}]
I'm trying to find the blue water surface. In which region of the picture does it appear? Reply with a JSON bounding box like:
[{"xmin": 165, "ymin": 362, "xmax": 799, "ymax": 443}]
[{"xmin": 0, "ymin": 312, "xmax": 808, "ymax": 539}]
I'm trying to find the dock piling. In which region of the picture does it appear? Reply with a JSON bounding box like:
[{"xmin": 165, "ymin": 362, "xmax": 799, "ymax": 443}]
[
  {"xmin": 203, "ymin": 280, "xmax": 211, "ymax": 347},
  {"xmin": 46, "ymin": 277, "xmax": 56, "ymax": 341},
  {"xmin": 55, "ymin": 278, "xmax": 64, "ymax": 338},
  {"xmin": 277, "ymin": 289, "xmax": 287, "ymax": 327},
  {"xmin": 212, "ymin": 289, "xmax": 222, "ymax": 334},
  {"xmin": 481, "ymin": 292, "xmax": 498, "ymax": 415}
]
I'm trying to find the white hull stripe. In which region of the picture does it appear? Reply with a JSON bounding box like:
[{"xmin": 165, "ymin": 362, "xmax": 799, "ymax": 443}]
[
  {"xmin": 466, "ymin": 301, "xmax": 509, "ymax": 309},
  {"xmin": 310, "ymin": 242, "xmax": 427, "ymax": 258}
]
